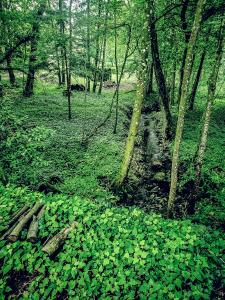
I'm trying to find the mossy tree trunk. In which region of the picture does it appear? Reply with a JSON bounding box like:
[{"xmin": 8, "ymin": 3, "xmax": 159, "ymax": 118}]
[
  {"xmin": 167, "ymin": 0, "xmax": 205, "ymax": 216},
  {"xmin": 115, "ymin": 80, "xmax": 145, "ymax": 187},
  {"xmin": 187, "ymin": 19, "xmax": 224, "ymax": 214}
]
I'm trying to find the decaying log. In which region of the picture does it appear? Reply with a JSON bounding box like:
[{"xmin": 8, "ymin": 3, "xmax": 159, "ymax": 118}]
[
  {"xmin": 0, "ymin": 210, "xmax": 29, "ymax": 241},
  {"xmin": 7, "ymin": 202, "xmax": 44, "ymax": 242},
  {"xmin": 27, "ymin": 206, "xmax": 46, "ymax": 243},
  {"xmin": 42, "ymin": 222, "xmax": 77, "ymax": 256},
  {"xmin": 8, "ymin": 204, "xmax": 30, "ymax": 227}
]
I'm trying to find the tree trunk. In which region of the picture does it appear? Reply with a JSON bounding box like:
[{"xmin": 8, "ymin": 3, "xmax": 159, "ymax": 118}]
[
  {"xmin": 177, "ymin": 0, "xmax": 190, "ymax": 104},
  {"xmin": 113, "ymin": 11, "xmax": 119, "ymax": 134},
  {"xmin": 189, "ymin": 49, "xmax": 206, "ymax": 110},
  {"xmin": 148, "ymin": 0, "xmax": 172, "ymax": 139},
  {"xmin": 167, "ymin": 0, "xmax": 205, "ymax": 216},
  {"xmin": 65, "ymin": 0, "xmax": 73, "ymax": 120},
  {"xmin": 187, "ymin": 19, "xmax": 224, "ymax": 214},
  {"xmin": 6, "ymin": 55, "xmax": 16, "ymax": 85},
  {"xmin": 113, "ymin": 24, "xmax": 132, "ymax": 134},
  {"xmin": 170, "ymin": 57, "xmax": 177, "ymax": 106},
  {"xmin": 59, "ymin": 0, "xmax": 65, "ymax": 85},
  {"xmin": 23, "ymin": 1, "xmax": 46, "ymax": 97},
  {"xmin": 86, "ymin": 0, "xmax": 91, "ymax": 92},
  {"xmin": 98, "ymin": 1, "xmax": 109, "ymax": 95},
  {"xmin": 146, "ymin": 61, "xmax": 154, "ymax": 96},
  {"xmin": 115, "ymin": 80, "xmax": 144, "ymax": 187},
  {"xmin": 93, "ymin": 0, "xmax": 101, "ymax": 93}
]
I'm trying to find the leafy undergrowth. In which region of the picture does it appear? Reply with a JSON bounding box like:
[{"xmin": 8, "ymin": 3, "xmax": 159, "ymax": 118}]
[
  {"xmin": 0, "ymin": 185, "xmax": 225, "ymax": 299},
  {"xmin": 179, "ymin": 97, "xmax": 225, "ymax": 227},
  {"xmin": 10, "ymin": 83, "xmax": 133, "ymax": 202}
]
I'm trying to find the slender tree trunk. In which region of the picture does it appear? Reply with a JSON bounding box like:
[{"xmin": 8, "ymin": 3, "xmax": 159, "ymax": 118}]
[
  {"xmin": 170, "ymin": 58, "xmax": 177, "ymax": 106},
  {"xmin": 86, "ymin": 0, "xmax": 91, "ymax": 92},
  {"xmin": 23, "ymin": 1, "xmax": 46, "ymax": 97},
  {"xmin": 93, "ymin": 0, "xmax": 101, "ymax": 93},
  {"xmin": 167, "ymin": 0, "xmax": 205, "ymax": 216},
  {"xmin": 0, "ymin": 75, "xmax": 3, "ymax": 97},
  {"xmin": 145, "ymin": 61, "xmax": 154, "ymax": 96},
  {"xmin": 187, "ymin": 19, "xmax": 224, "ymax": 214},
  {"xmin": 113, "ymin": 24, "xmax": 132, "ymax": 134},
  {"xmin": 148, "ymin": 0, "xmax": 172, "ymax": 139},
  {"xmin": 6, "ymin": 55, "xmax": 15, "ymax": 85},
  {"xmin": 177, "ymin": 0, "xmax": 190, "ymax": 104},
  {"xmin": 115, "ymin": 80, "xmax": 145, "ymax": 187},
  {"xmin": 189, "ymin": 49, "xmax": 206, "ymax": 110},
  {"xmin": 56, "ymin": 47, "xmax": 62, "ymax": 85},
  {"xmin": 113, "ymin": 11, "xmax": 119, "ymax": 134},
  {"xmin": 65, "ymin": 0, "xmax": 72, "ymax": 120},
  {"xmin": 59, "ymin": 0, "xmax": 65, "ymax": 85},
  {"xmin": 98, "ymin": 1, "xmax": 108, "ymax": 95}
]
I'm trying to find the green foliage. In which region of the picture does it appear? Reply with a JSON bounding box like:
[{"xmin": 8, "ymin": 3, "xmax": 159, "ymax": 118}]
[
  {"xmin": 0, "ymin": 185, "xmax": 224, "ymax": 299},
  {"xmin": 0, "ymin": 100, "xmax": 53, "ymax": 186}
]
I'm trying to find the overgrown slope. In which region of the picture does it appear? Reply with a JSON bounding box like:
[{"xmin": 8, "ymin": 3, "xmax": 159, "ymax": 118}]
[{"xmin": 0, "ymin": 185, "xmax": 224, "ymax": 299}]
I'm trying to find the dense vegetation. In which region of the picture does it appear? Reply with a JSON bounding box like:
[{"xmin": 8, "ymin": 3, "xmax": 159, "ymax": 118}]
[{"xmin": 0, "ymin": 0, "xmax": 224, "ymax": 298}]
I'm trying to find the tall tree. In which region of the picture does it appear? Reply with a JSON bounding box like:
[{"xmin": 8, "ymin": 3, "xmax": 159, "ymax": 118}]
[
  {"xmin": 188, "ymin": 32, "xmax": 210, "ymax": 110},
  {"xmin": 23, "ymin": 0, "xmax": 46, "ymax": 97},
  {"xmin": 167, "ymin": 0, "xmax": 206, "ymax": 215},
  {"xmin": 177, "ymin": 0, "xmax": 190, "ymax": 104},
  {"xmin": 148, "ymin": 0, "xmax": 172, "ymax": 139},
  {"xmin": 187, "ymin": 19, "xmax": 224, "ymax": 214}
]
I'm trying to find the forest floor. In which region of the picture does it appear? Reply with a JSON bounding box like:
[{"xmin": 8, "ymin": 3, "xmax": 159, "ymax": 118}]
[
  {"xmin": 7, "ymin": 80, "xmax": 225, "ymax": 227},
  {"xmin": 0, "ymin": 80, "xmax": 225, "ymax": 299}
]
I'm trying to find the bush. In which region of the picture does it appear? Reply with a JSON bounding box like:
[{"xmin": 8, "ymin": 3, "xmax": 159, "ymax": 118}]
[
  {"xmin": 0, "ymin": 100, "xmax": 53, "ymax": 187},
  {"xmin": 0, "ymin": 185, "xmax": 224, "ymax": 299}
]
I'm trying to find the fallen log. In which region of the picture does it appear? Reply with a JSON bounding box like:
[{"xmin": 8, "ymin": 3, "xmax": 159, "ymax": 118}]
[
  {"xmin": 27, "ymin": 206, "xmax": 46, "ymax": 243},
  {"xmin": 0, "ymin": 204, "xmax": 30, "ymax": 234},
  {"xmin": 9, "ymin": 204, "xmax": 30, "ymax": 227},
  {"xmin": 0, "ymin": 210, "xmax": 30, "ymax": 241},
  {"xmin": 42, "ymin": 222, "xmax": 77, "ymax": 256},
  {"xmin": 8, "ymin": 202, "xmax": 44, "ymax": 242}
]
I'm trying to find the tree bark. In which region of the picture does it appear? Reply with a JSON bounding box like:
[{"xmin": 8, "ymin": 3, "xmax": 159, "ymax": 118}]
[
  {"xmin": 93, "ymin": 0, "xmax": 101, "ymax": 93},
  {"xmin": 177, "ymin": 0, "xmax": 190, "ymax": 104},
  {"xmin": 23, "ymin": 1, "xmax": 46, "ymax": 97},
  {"xmin": 148, "ymin": 0, "xmax": 172, "ymax": 139},
  {"xmin": 115, "ymin": 80, "xmax": 144, "ymax": 187},
  {"xmin": 146, "ymin": 61, "xmax": 154, "ymax": 96},
  {"xmin": 188, "ymin": 48, "xmax": 206, "ymax": 110},
  {"xmin": 187, "ymin": 19, "xmax": 224, "ymax": 214},
  {"xmin": 27, "ymin": 206, "xmax": 45, "ymax": 243},
  {"xmin": 167, "ymin": 0, "xmax": 205, "ymax": 216},
  {"xmin": 59, "ymin": 0, "xmax": 65, "ymax": 85},
  {"xmin": 98, "ymin": 1, "xmax": 109, "ymax": 95},
  {"xmin": 86, "ymin": 0, "xmax": 91, "ymax": 92},
  {"xmin": 42, "ymin": 222, "xmax": 77, "ymax": 256}
]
